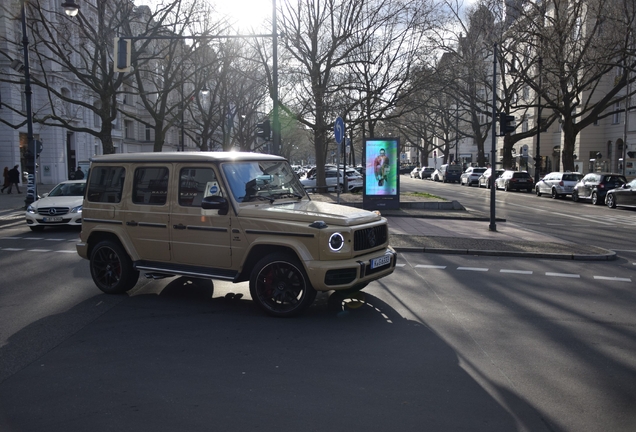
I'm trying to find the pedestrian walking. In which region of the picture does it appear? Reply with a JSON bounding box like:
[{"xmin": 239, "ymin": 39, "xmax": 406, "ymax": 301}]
[
  {"xmin": 74, "ymin": 166, "xmax": 84, "ymax": 180},
  {"xmin": 1, "ymin": 167, "xmax": 8, "ymax": 193},
  {"xmin": 4, "ymin": 165, "xmax": 21, "ymax": 194}
]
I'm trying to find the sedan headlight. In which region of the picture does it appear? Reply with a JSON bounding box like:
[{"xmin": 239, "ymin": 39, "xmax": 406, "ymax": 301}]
[
  {"xmin": 70, "ymin": 205, "xmax": 82, "ymax": 213},
  {"xmin": 328, "ymin": 232, "xmax": 344, "ymax": 251},
  {"xmin": 26, "ymin": 205, "xmax": 36, "ymax": 214}
]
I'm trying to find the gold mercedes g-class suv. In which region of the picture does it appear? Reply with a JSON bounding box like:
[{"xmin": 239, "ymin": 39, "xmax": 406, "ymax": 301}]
[{"xmin": 77, "ymin": 152, "xmax": 397, "ymax": 316}]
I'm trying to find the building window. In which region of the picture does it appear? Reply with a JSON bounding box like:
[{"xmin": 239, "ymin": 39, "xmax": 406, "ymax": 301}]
[
  {"xmin": 125, "ymin": 120, "xmax": 134, "ymax": 139},
  {"xmin": 612, "ymin": 102, "xmax": 621, "ymax": 124},
  {"xmin": 145, "ymin": 125, "xmax": 152, "ymax": 141},
  {"xmin": 522, "ymin": 115, "xmax": 529, "ymax": 133}
]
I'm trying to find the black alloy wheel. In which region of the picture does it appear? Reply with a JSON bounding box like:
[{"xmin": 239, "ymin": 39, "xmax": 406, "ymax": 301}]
[
  {"xmin": 249, "ymin": 253, "xmax": 317, "ymax": 317},
  {"xmin": 89, "ymin": 240, "xmax": 139, "ymax": 294}
]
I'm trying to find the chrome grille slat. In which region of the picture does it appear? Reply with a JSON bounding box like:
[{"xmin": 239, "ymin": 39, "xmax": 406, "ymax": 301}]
[{"xmin": 37, "ymin": 207, "xmax": 70, "ymax": 216}]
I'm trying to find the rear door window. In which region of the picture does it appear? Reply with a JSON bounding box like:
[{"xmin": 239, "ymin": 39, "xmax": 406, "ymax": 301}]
[
  {"xmin": 86, "ymin": 166, "xmax": 125, "ymax": 203},
  {"xmin": 132, "ymin": 167, "xmax": 169, "ymax": 205}
]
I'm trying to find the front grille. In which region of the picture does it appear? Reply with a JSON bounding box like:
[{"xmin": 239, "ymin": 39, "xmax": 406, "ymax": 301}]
[
  {"xmin": 37, "ymin": 207, "xmax": 70, "ymax": 216},
  {"xmin": 325, "ymin": 268, "xmax": 358, "ymax": 286},
  {"xmin": 354, "ymin": 224, "xmax": 388, "ymax": 251}
]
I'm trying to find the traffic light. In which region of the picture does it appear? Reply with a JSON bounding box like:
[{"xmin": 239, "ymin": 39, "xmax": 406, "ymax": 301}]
[
  {"xmin": 256, "ymin": 119, "xmax": 271, "ymax": 141},
  {"xmin": 113, "ymin": 37, "xmax": 131, "ymax": 72},
  {"xmin": 499, "ymin": 112, "xmax": 515, "ymax": 136},
  {"xmin": 534, "ymin": 155, "xmax": 541, "ymax": 169}
]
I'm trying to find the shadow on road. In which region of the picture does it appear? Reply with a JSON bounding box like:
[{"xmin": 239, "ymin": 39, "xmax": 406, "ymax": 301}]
[{"xmin": 0, "ymin": 277, "xmax": 550, "ymax": 432}]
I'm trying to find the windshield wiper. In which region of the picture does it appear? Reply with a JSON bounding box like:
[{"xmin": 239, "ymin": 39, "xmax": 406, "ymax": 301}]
[
  {"xmin": 242, "ymin": 194, "xmax": 274, "ymax": 204},
  {"xmin": 270, "ymin": 192, "xmax": 305, "ymax": 201}
]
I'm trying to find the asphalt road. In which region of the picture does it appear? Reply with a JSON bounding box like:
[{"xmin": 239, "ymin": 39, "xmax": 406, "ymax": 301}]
[
  {"xmin": 0, "ymin": 223, "xmax": 635, "ymax": 431},
  {"xmin": 401, "ymin": 175, "xmax": 636, "ymax": 253}
]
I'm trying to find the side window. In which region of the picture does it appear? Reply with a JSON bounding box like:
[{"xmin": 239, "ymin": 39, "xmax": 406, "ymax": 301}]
[
  {"xmin": 133, "ymin": 167, "xmax": 169, "ymax": 205},
  {"xmin": 179, "ymin": 167, "xmax": 221, "ymax": 207},
  {"xmin": 87, "ymin": 166, "xmax": 125, "ymax": 203}
]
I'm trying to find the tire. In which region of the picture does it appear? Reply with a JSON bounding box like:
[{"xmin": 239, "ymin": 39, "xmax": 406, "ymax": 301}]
[
  {"xmin": 535, "ymin": 187, "xmax": 541, "ymax": 197},
  {"xmin": 29, "ymin": 225, "xmax": 45, "ymax": 232},
  {"xmin": 551, "ymin": 188, "xmax": 559, "ymax": 199},
  {"xmin": 89, "ymin": 240, "xmax": 139, "ymax": 294},
  {"xmin": 572, "ymin": 191, "xmax": 579, "ymax": 202},
  {"xmin": 591, "ymin": 191, "xmax": 601, "ymax": 205},
  {"xmin": 504, "ymin": 183, "xmax": 510, "ymax": 192},
  {"xmin": 606, "ymin": 193, "xmax": 617, "ymax": 208},
  {"xmin": 249, "ymin": 253, "xmax": 317, "ymax": 317}
]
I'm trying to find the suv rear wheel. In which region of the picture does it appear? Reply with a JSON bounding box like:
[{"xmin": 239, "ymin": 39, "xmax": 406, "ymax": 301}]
[
  {"xmin": 249, "ymin": 253, "xmax": 317, "ymax": 317},
  {"xmin": 89, "ymin": 240, "xmax": 139, "ymax": 294}
]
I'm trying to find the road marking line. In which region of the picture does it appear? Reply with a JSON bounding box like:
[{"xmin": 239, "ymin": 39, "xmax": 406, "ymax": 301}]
[
  {"xmin": 57, "ymin": 250, "xmax": 77, "ymax": 254},
  {"xmin": 546, "ymin": 272, "xmax": 580, "ymax": 278},
  {"xmin": 457, "ymin": 267, "xmax": 488, "ymax": 272},
  {"xmin": 45, "ymin": 238, "xmax": 65, "ymax": 241},
  {"xmin": 415, "ymin": 265, "xmax": 447, "ymax": 269},
  {"xmin": 2, "ymin": 248, "xmax": 24, "ymax": 251},
  {"xmin": 593, "ymin": 276, "xmax": 632, "ymax": 282},
  {"xmin": 500, "ymin": 269, "xmax": 533, "ymax": 274},
  {"xmin": 23, "ymin": 237, "xmax": 44, "ymax": 240},
  {"xmin": 396, "ymin": 263, "xmax": 406, "ymax": 267},
  {"xmin": 1, "ymin": 237, "xmax": 22, "ymax": 240},
  {"xmin": 28, "ymin": 249, "xmax": 51, "ymax": 252}
]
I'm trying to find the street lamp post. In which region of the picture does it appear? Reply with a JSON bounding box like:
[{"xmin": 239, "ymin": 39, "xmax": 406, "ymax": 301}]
[{"xmin": 19, "ymin": 0, "xmax": 80, "ymax": 207}]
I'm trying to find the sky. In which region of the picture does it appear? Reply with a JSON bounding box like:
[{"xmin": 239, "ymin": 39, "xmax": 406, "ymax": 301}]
[{"xmin": 210, "ymin": 0, "xmax": 272, "ymax": 31}]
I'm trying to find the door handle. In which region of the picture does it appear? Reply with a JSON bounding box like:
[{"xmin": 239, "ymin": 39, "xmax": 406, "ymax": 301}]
[
  {"xmin": 126, "ymin": 221, "xmax": 138, "ymax": 226},
  {"xmin": 173, "ymin": 223, "xmax": 186, "ymax": 230}
]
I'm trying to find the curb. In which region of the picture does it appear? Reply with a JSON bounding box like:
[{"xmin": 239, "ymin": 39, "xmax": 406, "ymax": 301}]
[{"xmin": 392, "ymin": 246, "xmax": 618, "ymax": 261}]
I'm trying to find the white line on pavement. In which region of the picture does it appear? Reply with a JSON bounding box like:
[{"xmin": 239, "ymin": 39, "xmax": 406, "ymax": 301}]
[
  {"xmin": 457, "ymin": 267, "xmax": 488, "ymax": 272},
  {"xmin": 500, "ymin": 269, "xmax": 533, "ymax": 274},
  {"xmin": 23, "ymin": 237, "xmax": 44, "ymax": 240},
  {"xmin": 1, "ymin": 248, "xmax": 24, "ymax": 251},
  {"xmin": 593, "ymin": 276, "xmax": 632, "ymax": 282},
  {"xmin": 28, "ymin": 249, "xmax": 51, "ymax": 252},
  {"xmin": 415, "ymin": 264, "xmax": 447, "ymax": 269},
  {"xmin": 546, "ymin": 272, "xmax": 580, "ymax": 278},
  {"xmin": 57, "ymin": 250, "xmax": 78, "ymax": 254}
]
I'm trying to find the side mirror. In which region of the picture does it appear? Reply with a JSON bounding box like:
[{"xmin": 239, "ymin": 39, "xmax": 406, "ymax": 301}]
[{"xmin": 201, "ymin": 196, "xmax": 229, "ymax": 215}]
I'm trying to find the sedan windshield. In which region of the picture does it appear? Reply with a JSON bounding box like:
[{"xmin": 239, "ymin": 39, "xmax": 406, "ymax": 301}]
[
  {"xmin": 48, "ymin": 182, "xmax": 86, "ymax": 197},
  {"xmin": 222, "ymin": 161, "xmax": 307, "ymax": 203}
]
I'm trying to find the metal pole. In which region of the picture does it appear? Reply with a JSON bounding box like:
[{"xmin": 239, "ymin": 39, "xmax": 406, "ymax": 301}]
[
  {"xmin": 535, "ymin": 57, "xmax": 542, "ymax": 182},
  {"xmin": 21, "ymin": 2, "xmax": 36, "ymax": 205},
  {"xmin": 489, "ymin": 43, "xmax": 497, "ymax": 232},
  {"xmin": 623, "ymin": 63, "xmax": 630, "ymax": 177},
  {"xmin": 272, "ymin": 0, "xmax": 280, "ymax": 156}
]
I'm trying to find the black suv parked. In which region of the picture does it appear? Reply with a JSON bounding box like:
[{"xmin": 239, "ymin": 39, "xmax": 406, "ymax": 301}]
[{"xmin": 572, "ymin": 173, "xmax": 627, "ymax": 205}]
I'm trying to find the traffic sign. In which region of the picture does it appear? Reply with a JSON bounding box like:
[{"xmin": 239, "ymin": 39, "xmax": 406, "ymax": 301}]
[
  {"xmin": 334, "ymin": 117, "xmax": 344, "ymax": 145},
  {"xmin": 28, "ymin": 139, "xmax": 43, "ymax": 156}
]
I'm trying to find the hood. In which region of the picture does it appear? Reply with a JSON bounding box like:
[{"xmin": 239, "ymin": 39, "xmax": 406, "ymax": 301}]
[
  {"xmin": 33, "ymin": 195, "xmax": 83, "ymax": 209},
  {"xmin": 237, "ymin": 200, "xmax": 381, "ymax": 226}
]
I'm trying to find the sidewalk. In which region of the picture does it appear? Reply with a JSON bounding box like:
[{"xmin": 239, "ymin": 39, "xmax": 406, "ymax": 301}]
[{"xmin": 0, "ymin": 187, "xmax": 615, "ymax": 260}]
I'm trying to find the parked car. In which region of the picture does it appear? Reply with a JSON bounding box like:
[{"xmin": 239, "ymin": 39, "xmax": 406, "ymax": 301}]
[
  {"xmin": 301, "ymin": 168, "xmax": 363, "ymax": 192},
  {"xmin": 460, "ymin": 167, "xmax": 487, "ymax": 186},
  {"xmin": 409, "ymin": 167, "xmax": 422, "ymax": 178},
  {"xmin": 605, "ymin": 178, "xmax": 636, "ymax": 209},
  {"xmin": 25, "ymin": 180, "xmax": 86, "ymax": 231},
  {"xmin": 419, "ymin": 167, "xmax": 435, "ymax": 179},
  {"xmin": 495, "ymin": 170, "xmax": 534, "ymax": 192},
  {"xmin": 478, "ymin": 168, "xmax": 505, "ymax": 189},
  {"xmin": 572, "ymin": 172, "xmax": 627, "ymax": 205},
  {"xmin": 432, "ymin": 164, "xmax": 462, "ymax": 183},
  {"xmin": 535, "ymin": 171, "xmax": 583, "ymax": 198}
]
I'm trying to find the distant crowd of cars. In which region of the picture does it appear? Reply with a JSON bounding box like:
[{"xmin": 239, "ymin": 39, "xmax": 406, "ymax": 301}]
[{"xmin": 408, "ymin": 164, "xmax": 636, "ymax": 210}]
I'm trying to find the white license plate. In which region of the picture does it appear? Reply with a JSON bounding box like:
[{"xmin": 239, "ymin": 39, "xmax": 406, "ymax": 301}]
[
  {"xmin": 371, "ymin": 254, "xmax": 391, "ymax": 269},
  {"xmin": 43, "ymin": 217, "xmax": 63, "ymax": 222}
]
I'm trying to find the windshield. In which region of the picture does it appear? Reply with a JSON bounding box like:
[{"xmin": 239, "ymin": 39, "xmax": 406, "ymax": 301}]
[
  {"xmin": 222, "ymin": 160, "xmax": 307, "ymax": 203},
  {"xmin": 48, "ymin": 182, "xmax": 86, "ymax": 197}
]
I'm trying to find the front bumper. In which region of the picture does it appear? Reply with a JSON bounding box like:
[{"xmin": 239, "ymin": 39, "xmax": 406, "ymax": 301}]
[
  {"xmin": 25, "ymin": 213, "xmax": 82, "ymax": 227},
  {"xmin": 305, "ymin": 247, "xmax": 397, "ymax": 291}
]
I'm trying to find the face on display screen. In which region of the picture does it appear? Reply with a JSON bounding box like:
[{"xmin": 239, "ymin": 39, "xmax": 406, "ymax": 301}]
[{"xmin": 365, "ymin": 139, "xmax": 398, "ymax": 196}]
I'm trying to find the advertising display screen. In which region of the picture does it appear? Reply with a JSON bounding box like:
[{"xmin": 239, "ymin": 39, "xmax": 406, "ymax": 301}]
[{"xmin": 363, "ymin": 138, "xmax": 400, "ymax": 210}]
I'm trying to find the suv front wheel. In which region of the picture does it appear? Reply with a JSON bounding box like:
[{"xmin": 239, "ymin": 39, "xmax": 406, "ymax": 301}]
[
  {"xmin": 249, "ymin": 253, "xmax": 317, "ymax": 317},
  {"xmin": 89, "ymin": 240, "xmax": 139, "ymax": 294}
]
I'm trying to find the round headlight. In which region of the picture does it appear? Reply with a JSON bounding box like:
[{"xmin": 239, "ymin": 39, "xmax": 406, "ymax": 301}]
[{"xmin": 329, "ymin": 232, "xmax": 344, "ymax": 251}]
